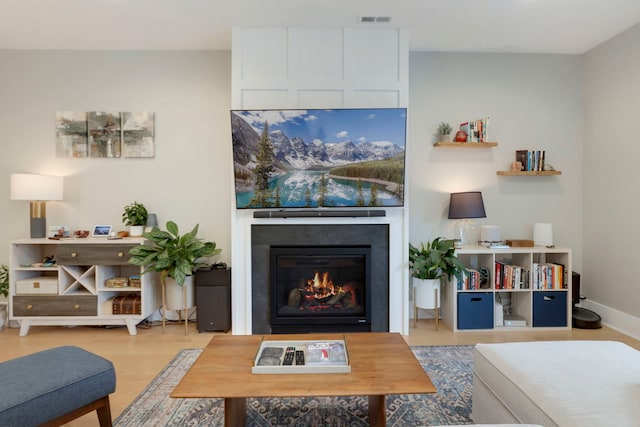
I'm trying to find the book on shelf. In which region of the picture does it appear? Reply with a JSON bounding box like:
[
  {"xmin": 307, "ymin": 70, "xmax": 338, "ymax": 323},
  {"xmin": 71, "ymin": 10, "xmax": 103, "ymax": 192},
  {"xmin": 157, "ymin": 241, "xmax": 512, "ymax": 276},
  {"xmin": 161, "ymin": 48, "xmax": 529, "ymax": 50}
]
[
  {"xmin": 459, "ymin": 269, "xmax": 480, "ymax": 290},
  {"xmin": 515, "ymin": 150, "xmax": 546, "ymax": 172},
  {"xmin": 532, "ymin": 262, "xmax": 563, "ymax": 289},
  {"xmin": 459, "ymin": 117, "xmax": 490, "ymax": 143},
  {"xmin": 494, "ymin": 261, "xmax": 529, "ymax": 290}
]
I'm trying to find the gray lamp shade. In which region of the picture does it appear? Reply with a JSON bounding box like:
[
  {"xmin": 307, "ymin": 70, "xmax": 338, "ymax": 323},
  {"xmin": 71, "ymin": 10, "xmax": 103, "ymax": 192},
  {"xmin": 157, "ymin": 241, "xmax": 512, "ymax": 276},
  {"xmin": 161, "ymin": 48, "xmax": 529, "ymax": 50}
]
[{"xmin": 448, "ymin": 192, "xmax": 486, "ymax": 219}]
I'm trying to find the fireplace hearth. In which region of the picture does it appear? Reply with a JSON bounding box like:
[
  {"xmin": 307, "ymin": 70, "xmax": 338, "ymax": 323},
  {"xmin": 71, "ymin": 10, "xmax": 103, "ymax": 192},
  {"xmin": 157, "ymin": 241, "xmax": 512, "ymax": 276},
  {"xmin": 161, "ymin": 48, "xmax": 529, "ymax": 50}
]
[
  {"xmin": 251, "ymin": 224, "xmax": 389, "ymax": 334},
  {"xmin": 270, "ymin": 246, "xmax": 371, "ymax": 333}
]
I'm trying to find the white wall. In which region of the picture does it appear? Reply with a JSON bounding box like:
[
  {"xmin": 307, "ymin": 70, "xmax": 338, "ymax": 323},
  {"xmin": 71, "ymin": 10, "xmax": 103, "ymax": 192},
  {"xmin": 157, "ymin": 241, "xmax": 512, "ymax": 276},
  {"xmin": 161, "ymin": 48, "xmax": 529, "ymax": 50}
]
[
  {"xmin": 0, "ymin": 50, "xmax": 232, "ymax": 266},
  {"xmin": 583, "ymin": 23, "xmax": 640, "ymax": 333},
  {"xmin": 408, "ymin": 53, "xmax": 584, "ymax": 274},
  {"xmin": 4, "ymin": 41, "xmax": 638, "ymax": 335}
]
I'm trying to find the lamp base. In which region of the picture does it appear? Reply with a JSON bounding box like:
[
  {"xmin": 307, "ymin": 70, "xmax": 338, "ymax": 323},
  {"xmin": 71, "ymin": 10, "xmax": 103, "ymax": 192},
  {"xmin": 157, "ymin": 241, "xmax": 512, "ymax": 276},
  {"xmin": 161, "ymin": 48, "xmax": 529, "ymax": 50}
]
[
  {"xmin": 30, "ymin": 217, "xmax": 46, "ymax": 238},
  {"xmin": 455, "ymin": 219, "xmax": 477, "ymax": 246}
]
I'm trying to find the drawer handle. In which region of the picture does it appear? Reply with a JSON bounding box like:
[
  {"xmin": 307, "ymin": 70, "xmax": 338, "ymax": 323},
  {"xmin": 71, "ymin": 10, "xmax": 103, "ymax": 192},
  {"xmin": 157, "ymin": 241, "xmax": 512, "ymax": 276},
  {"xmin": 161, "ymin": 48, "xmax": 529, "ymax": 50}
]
[
  {"xmin": 118, "ymin": 252, "xmax": 124, "ymax": 258},
  {"xmin": 470, "ymin": 297, "xmax": 482, "ymax": 302},
  {"xmin": 26, "ymin": 304, "xmax": 33, "ymax": 310},
  {"xmin": 73, "ymin": 304, "xmax": 80, "ymax": 309},
  {"xmin": 543, "ymin": 295, "xmax": 555, "ymax": 301},
  {"xmin": 71, "ymin": 252, "xmax": 78, "ymax": 258}
]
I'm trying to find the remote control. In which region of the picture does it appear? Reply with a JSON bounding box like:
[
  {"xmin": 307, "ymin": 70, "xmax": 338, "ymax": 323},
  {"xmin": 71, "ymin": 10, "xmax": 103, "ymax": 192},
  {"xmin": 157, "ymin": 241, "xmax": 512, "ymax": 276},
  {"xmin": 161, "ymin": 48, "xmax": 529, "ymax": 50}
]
[
  {"xmin": 283, "ymin": 346, "xmax": 295, "ymax": 365},
  {"xmin": 295, "ymin": 350, "xmax": 305, "ymax": 366}
]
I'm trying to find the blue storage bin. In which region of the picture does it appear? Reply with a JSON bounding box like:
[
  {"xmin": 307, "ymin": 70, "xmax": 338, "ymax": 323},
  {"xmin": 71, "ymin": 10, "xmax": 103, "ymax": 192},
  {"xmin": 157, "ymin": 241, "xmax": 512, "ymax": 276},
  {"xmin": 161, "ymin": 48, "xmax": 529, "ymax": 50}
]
[
  {"xmin": 533, "ymin": 291, "xmax": 567, "ymax": 327},
  {"xmin": 457, "ymin": 292, "xmax": 493, "ymax": 330}
]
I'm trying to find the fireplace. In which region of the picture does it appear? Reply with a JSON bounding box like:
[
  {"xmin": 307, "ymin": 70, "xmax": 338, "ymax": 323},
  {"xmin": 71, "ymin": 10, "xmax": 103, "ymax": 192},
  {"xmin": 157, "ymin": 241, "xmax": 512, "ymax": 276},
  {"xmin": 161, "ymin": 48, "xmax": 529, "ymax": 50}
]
[
  {"xmin": 270, "ymin": 246, "xmax": 371, "ymax": 333},
  {"xmin": 251, "ymin": 224, "xmax": 389, "ymax": 334}
]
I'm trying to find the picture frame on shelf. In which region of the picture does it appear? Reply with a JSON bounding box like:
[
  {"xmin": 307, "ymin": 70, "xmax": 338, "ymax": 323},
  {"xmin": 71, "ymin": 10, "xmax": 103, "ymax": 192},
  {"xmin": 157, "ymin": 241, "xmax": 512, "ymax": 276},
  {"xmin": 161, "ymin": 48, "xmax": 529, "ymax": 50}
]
[{"xmin": 91, "ymin": 225, "xmax": 112, "ymax": 237}]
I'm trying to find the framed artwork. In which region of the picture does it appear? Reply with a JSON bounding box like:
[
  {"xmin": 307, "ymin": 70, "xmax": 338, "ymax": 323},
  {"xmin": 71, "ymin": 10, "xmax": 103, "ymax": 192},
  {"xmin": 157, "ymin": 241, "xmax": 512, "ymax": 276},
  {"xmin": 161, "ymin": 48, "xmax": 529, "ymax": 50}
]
[
  {"xmin": 122, "ymin": 112, "xmax": 155, "ymax": 158},
  {"xmin": 88, "ymin": 111, "xmax": 121, "ymax": 158},
  {"xmin": 56, "ymin": 111, "xmax": 88, "ymax": 157}
]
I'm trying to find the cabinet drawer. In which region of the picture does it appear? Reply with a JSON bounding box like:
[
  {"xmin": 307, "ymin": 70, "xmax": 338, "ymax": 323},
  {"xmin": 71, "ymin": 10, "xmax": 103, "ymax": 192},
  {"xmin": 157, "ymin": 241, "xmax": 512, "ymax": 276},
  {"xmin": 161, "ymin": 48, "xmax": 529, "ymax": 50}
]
[
  {"xmin": 57, "ymin": 244, "xmax": 136, "ymax": 265},
  {"xmin": 13, "ymin": 295, "xmax": 97, "ymax": 316}
]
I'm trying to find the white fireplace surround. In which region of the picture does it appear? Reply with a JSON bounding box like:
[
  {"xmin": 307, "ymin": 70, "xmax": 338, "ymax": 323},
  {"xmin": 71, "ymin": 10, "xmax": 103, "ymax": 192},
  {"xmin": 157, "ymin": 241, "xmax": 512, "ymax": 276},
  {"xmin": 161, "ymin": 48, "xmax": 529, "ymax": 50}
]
[
  {"xmin": 230, "ymin": 27, "xmax": 410, "ymax": 335},
  {"xmin": 231, "ymin": 208, "xmax": 409, "ymax": 335}
]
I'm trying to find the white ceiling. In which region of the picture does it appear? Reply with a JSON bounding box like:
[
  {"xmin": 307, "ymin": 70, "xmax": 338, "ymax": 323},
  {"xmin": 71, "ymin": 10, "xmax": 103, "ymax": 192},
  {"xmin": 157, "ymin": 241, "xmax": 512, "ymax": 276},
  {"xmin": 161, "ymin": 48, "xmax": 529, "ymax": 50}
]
[{"xmin": 1, "ymin": 0, "xmax": 640, "ymax": 53}]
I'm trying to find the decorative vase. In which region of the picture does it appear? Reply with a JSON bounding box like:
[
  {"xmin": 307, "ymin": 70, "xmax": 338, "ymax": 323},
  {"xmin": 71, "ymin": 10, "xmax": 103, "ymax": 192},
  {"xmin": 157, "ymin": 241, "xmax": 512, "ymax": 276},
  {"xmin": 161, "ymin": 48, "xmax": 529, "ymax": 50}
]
[
  {"xmin": 165, "ymin": 276, "xmax": 195, "ymax": 311},
  {"xmin": 129, "ymin": 225, "xmax": 145, "ymax": 237},
  {"xmin": 440, "ymin": 133, "xmax": 452, "ymax": 142}
]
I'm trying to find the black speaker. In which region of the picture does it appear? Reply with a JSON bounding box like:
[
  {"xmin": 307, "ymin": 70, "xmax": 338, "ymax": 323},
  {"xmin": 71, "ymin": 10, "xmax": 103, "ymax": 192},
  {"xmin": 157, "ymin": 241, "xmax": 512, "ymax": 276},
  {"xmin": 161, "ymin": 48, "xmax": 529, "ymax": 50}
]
[{"xmin": 195, "ymin": 268, "xmax": 231, "ymax": 332}]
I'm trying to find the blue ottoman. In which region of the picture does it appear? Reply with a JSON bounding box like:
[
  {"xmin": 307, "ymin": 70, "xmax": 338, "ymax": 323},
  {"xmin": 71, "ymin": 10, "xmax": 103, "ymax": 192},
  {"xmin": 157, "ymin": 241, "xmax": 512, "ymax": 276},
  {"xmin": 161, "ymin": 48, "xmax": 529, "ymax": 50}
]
[{"xmin": 0, "ymin": 346, "xmax": 116, "ymax": 427}]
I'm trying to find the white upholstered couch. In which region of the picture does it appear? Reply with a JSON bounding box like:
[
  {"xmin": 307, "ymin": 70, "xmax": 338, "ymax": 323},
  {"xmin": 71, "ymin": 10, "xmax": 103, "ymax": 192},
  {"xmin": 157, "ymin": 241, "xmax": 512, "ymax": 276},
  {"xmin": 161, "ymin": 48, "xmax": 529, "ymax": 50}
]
[{"xmin": 472, "ymin": 340, "xmax": 640, "ymax": 426}]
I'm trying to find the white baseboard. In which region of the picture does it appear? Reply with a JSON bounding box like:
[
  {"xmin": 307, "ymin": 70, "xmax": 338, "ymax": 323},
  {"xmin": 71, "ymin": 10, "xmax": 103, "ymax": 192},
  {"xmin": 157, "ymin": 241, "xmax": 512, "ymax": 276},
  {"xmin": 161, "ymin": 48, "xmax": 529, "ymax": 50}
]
[{"xmin": 582, "ymin": 300, "xmax": 640, "ymax": 341}]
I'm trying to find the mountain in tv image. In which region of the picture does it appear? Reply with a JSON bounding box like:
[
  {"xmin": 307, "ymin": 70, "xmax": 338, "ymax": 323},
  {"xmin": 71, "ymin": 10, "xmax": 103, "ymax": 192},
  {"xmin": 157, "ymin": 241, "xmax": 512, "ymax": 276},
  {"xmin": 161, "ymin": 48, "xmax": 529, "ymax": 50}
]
[{"xmin": 231, "ymin": 108, "xmax": 406, "ymax": 209}]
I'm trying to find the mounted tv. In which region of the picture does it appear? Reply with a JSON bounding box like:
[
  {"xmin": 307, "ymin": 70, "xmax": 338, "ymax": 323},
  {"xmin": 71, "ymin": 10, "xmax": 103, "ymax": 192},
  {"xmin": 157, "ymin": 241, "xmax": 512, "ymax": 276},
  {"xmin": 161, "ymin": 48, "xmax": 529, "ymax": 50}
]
[{"xmin": 231, "ymin": 108, "xmax": 406, "ymax": 209}]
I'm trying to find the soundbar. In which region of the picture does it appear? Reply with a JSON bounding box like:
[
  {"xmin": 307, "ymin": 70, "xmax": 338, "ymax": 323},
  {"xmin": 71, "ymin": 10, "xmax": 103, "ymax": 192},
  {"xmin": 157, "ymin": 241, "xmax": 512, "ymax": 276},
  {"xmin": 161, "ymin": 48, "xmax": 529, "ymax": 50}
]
[{"xmin": 253, "ymin": 210, "xmax": 386, "ymax": 218}]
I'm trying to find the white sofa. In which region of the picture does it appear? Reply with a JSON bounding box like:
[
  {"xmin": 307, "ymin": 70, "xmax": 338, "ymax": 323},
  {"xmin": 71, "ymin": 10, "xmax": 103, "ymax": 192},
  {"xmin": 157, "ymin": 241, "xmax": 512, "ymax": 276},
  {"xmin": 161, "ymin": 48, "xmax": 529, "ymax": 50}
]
[{"xmin": 472, "ymin": 340, "xmax": 640, "ymax": 426}]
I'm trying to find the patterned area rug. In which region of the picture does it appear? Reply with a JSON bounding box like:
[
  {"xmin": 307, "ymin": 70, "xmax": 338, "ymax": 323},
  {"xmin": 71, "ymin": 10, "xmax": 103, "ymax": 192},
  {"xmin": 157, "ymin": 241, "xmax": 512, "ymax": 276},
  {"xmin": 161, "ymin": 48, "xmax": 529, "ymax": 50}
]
[{"xmin": 114, "ymin": 345, "xmax": 474, "ymax": 426}]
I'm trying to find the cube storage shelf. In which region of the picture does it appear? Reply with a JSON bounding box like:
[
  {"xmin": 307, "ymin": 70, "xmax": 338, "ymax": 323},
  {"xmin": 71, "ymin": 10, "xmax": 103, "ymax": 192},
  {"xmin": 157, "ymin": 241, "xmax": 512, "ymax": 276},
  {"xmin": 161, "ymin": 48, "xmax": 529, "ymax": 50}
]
[
  {"xmin": 9, "ymin": 238, "xmax": 161, "ymax": 336},
  {"xmin": 441, "ymin": 246, "xmax": 571, "ymax": 332}
]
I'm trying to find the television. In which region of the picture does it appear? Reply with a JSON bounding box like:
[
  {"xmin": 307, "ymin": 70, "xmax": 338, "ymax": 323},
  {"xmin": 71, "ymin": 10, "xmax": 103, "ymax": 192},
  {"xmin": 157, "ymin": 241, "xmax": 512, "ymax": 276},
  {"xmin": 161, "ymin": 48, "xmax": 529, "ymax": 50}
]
[{"xmin": 231, "ymin": 108, "xmax": 406, "ymax": 209}]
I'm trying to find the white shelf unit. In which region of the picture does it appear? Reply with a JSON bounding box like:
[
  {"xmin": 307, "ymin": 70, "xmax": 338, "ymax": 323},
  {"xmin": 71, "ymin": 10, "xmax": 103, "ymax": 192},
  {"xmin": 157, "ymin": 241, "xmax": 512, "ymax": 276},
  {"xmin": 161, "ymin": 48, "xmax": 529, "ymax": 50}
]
[
  {"xmin": 9, "ymin": 237, "xmax": 160, "ymax": 336},
  {"xmin": 441, "ymin": 246, "xmax": 571, "ymax": 332}
]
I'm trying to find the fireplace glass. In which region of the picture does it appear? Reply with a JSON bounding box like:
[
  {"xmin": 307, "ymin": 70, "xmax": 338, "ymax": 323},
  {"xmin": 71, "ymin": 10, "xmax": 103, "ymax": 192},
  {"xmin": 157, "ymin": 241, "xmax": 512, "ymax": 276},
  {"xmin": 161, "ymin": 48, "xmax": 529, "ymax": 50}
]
[{"xmin": 270, "ymin": 246, "xmax": 371, "ymax": 333}]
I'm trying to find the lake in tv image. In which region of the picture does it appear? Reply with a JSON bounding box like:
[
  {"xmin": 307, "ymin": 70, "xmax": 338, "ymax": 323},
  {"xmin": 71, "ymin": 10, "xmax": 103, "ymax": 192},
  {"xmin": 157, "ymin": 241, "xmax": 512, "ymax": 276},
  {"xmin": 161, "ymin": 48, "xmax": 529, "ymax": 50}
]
[{"xmin": 231, "ymin": 108, "xmax": 406, "ymax": 209}]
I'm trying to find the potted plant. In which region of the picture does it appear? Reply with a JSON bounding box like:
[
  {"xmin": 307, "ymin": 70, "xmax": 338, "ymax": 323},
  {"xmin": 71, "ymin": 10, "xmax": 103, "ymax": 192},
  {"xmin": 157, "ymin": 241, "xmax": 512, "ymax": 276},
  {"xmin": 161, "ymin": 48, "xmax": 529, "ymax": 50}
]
[
  {"xmin": 0, "ymin": 264, "xmax": 8, "ymax": 329},
  {"xmin": 128, "ymin": 221, "xmax": 221, "ymax": 315},
  {"xmin": 437, "ymin": 122, "xmax": 453, "ymax": 142},
  {"xmin": 0, "ymin": 264, "xmax": 8, "ymax": 299},
  {"xmin": 122, "ymin": 201, "xmax": 148, "ymax": 236},
  {"xmin": 409, "ymin": 238, "xmax": 467, "ymax": 327}
]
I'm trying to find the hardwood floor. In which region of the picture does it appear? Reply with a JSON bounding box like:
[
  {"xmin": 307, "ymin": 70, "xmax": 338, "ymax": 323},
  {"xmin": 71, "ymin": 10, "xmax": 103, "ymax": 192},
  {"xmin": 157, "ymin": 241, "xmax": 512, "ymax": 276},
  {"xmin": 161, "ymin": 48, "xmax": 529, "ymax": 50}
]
[{"xmin": 1, "ymin": 319, "xmax": 638, "ymax": 426}]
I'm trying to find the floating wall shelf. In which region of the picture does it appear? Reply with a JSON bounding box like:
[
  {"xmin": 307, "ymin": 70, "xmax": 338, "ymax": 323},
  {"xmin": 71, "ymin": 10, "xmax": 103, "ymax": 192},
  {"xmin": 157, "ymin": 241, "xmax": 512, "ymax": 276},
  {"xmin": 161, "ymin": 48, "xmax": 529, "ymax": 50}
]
[{"xmin": 496, "ymin": 171, "xmax": 562, "ymax": 176}]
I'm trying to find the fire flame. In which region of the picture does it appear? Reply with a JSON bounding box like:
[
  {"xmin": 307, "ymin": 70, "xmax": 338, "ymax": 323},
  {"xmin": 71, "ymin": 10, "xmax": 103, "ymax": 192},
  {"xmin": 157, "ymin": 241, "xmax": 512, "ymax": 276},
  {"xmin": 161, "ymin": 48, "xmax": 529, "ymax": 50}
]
[{"xmin": 306, "ymin": 271, "xmax": 342, "ymax": 299}]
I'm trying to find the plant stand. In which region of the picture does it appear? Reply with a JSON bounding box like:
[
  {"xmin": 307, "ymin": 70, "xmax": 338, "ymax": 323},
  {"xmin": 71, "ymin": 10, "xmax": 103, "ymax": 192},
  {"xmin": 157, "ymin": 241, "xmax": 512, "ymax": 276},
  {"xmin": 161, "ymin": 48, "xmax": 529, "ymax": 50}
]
[
  {"xmin": 161, "ymin": 280, "xmax": 191, "ymax": 336},
  {"xmin": 413, "ymin": 278, "xmax": 440, "ymax": 330}
]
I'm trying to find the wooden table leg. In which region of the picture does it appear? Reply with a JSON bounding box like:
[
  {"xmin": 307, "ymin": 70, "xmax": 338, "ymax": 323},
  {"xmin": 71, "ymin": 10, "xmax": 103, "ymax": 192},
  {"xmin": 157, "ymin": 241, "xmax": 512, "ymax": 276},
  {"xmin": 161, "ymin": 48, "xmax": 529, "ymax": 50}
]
[
  {"xmin": 368, "ymin": 395, "xmax": 386, "ymax": 426},
  {"xmin": 224, "ymin": 397, "xmax": 246, "ymax": 427}
]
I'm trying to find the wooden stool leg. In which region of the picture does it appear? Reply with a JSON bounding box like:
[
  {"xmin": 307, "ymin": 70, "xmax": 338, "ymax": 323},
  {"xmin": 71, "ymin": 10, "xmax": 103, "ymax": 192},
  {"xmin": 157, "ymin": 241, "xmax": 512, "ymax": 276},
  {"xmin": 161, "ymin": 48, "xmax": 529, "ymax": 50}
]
[{"xmin": 96, "ymin": 396, "xmax": 113, "ymax": 427}]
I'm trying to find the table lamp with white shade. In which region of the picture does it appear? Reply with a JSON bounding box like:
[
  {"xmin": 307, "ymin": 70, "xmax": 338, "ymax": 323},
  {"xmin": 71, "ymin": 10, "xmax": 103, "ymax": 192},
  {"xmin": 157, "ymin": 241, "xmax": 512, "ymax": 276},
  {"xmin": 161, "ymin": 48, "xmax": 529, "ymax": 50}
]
[{"xmin": 10, "ymin": 173, "xmax": 64, "ymax": 238}]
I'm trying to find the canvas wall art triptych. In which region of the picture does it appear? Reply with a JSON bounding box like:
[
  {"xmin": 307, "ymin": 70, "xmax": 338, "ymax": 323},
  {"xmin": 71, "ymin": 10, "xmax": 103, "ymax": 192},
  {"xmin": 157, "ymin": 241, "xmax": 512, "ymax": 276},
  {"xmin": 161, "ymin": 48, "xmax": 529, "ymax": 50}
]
[{"xmin": 55, "ymin": 111, "xmax": 155, "ymax": 158}]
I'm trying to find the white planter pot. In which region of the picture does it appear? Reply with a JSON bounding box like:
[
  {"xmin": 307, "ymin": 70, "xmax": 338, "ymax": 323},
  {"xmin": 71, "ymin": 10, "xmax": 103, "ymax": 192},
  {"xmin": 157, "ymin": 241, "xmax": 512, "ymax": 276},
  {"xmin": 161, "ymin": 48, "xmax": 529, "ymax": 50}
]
[
  {"xmin": 413, "ymin": 278, "xmax": 441, "ymax": 309},
  {"xmin": 0, "ymin": 305, "xmax": 6, "ymax": 329},
  {"xmin": 129, "ymin": 225, "xmax": 145, "ymax": 237},
  {"xmin": 165, "ymin": 276, "xmax": 195, "ymax": 311}
]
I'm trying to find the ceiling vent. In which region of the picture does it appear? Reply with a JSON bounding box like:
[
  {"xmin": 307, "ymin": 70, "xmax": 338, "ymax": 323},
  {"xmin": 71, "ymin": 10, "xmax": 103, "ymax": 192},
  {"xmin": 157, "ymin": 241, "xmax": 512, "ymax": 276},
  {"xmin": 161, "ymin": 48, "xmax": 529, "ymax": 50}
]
[{"xmin": 359, "ymin": 16, "xmax": 392, "ymax": 23}]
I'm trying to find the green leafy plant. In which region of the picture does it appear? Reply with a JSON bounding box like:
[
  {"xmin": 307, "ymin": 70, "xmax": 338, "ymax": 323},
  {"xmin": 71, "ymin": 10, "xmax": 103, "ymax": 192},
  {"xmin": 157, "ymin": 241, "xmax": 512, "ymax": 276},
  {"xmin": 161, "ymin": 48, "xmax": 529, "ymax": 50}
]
[
  {"xmin": 128, "ymin": 221, "xmax": 221, "ymax": 286},
  {"xmin": 0, "ymin": 264, "xmax": 8, "ymax": 298},
  {"xmin": 122, "ymin": 201, "xmax": 148, "ymax": 226},
  {"xmin": 409, "ymin": 238, "xmax": 467, "ymax": 283},
  {"xmin": 437, "ymin": 122, "xmax": 452, "ymax": 135}
]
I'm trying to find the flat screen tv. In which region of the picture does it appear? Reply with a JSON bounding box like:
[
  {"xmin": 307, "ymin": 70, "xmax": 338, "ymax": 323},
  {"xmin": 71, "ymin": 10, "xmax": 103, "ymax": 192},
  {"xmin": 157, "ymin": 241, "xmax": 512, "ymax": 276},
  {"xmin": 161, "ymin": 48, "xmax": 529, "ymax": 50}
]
[{"xmin": 231, "ymin": 108, "xmax": 406, "ymax": 209}]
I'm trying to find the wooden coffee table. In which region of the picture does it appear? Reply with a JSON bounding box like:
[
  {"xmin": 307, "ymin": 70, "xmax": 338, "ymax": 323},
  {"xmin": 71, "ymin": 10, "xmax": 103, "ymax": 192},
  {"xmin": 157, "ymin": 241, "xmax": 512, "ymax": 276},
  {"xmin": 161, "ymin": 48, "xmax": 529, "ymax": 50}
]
[{"xmin": 171, "ymin": 332, "xmax": 436, "ymax": 426}]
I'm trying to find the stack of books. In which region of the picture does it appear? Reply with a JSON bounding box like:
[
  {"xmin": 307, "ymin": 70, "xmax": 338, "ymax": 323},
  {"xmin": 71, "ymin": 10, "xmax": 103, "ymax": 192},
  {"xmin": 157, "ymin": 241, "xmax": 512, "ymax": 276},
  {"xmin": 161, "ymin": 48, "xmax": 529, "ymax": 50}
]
[
  {"xmin": 515, "ymin": 150, "xmax": 546, "ymax": 171},
  {"xmin": 459, "ymin": 117, "xmax": 490, "ymax": 142}
]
